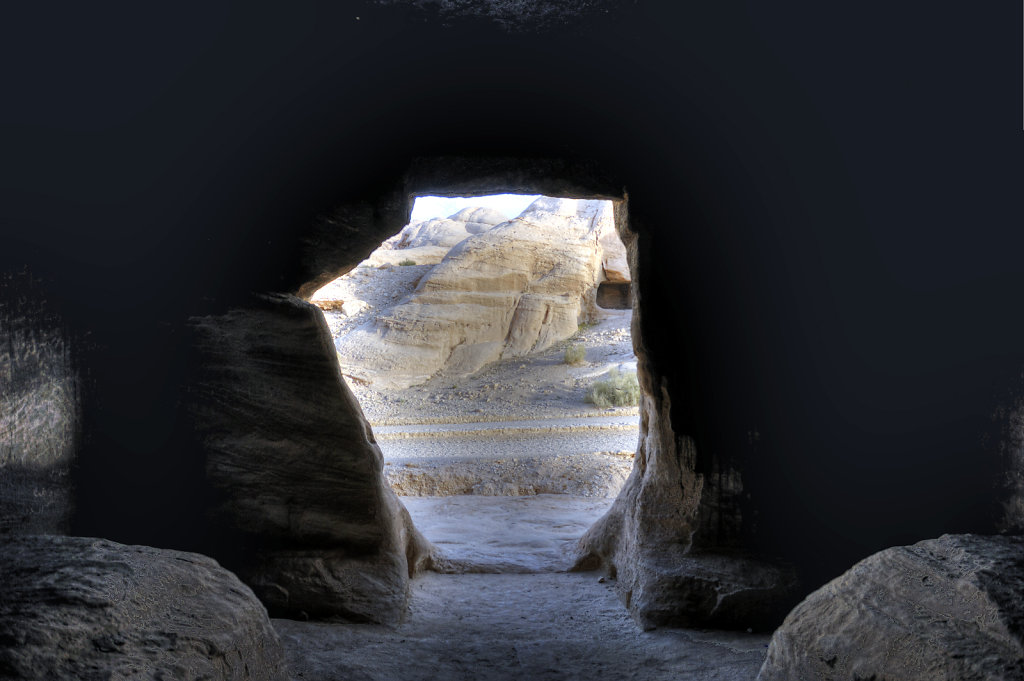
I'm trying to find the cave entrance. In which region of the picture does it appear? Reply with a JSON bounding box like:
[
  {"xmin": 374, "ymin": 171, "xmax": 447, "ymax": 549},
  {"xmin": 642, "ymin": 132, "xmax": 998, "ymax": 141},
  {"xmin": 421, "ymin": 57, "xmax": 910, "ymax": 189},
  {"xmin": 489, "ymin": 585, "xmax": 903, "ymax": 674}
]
[{"xmin": 311, "ymin": 193, "xmax": 640, "ymax": 572}]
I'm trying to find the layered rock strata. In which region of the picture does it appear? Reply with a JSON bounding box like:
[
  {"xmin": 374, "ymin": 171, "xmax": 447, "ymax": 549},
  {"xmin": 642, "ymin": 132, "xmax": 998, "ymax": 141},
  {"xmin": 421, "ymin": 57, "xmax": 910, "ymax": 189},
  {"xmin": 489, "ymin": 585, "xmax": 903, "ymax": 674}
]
[
  {"xmin": 335, "ymin": 197, "xmax": 626, "ymax": 388},
  {"xmin": 0, "ymin": 535, "xmax": 287, "ymax": 681},
  {"xmin": 757, "ymin": 534, "xmax": 1024, "ymax": 681},
  {"xmin": 190, "ymin": 295, "xmax": 432, "ymax": 624}
]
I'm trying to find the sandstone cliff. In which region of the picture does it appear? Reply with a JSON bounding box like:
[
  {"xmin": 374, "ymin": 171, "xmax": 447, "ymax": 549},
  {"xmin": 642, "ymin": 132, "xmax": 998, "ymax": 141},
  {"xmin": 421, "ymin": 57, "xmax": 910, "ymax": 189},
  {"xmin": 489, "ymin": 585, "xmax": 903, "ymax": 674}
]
[{"xmin": 335, "ymin": 197, "xmax": 627, "ymax": 389}]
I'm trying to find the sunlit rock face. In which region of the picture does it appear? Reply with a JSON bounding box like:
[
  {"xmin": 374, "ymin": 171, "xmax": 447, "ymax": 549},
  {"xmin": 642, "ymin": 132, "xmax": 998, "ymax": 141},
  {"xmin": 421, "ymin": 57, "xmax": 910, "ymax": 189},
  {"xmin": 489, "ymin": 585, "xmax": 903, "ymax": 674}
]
[
  {"xmin": 190, "ymin": 295, "xmax": 431, "ymax": 624},
  {"xmin": 0, "ymin": 273, "xmax": 77, "ymax": 536},
  {"xmin": 757, "ymin": 534, "xmax": 1024, "ymax": 681},
  {"xmin": 336, "ymin": 197, "xmax": 626, "ymax": 388},
  {"xmin": 0, "ymin": 535, "xmax": 288, "ymax": 681},
  {"xmin": 390, "ymin": 206, "xmax": 508, "ymax": 250}
]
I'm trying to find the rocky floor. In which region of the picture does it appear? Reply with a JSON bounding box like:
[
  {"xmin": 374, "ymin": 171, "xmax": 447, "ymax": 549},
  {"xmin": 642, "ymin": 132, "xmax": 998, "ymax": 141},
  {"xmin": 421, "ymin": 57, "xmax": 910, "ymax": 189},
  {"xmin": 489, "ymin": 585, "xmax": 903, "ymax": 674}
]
[{"xmin": 275, "ymin": 572, "xmax": 772, "ymax": 681}]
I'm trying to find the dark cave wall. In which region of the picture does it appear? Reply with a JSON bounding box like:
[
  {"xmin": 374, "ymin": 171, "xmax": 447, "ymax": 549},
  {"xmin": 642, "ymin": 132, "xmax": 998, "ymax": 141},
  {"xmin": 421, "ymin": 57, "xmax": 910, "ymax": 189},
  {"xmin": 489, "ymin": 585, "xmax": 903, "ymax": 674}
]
[
  {"xmin": 1, "ymin": 0, "xmax": 1021, "ymax": 615},
  {"xmin": 0, "ymin": 272, "xmax": 78, "ymax": 536}
]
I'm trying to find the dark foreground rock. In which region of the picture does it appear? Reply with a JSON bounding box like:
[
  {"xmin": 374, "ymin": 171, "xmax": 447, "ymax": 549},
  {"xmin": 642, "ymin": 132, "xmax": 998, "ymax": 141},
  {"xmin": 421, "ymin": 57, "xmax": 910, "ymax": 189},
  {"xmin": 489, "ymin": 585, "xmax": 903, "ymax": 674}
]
[
  {"xmin": 757, "ymin": 533, "xmax": 1024, "ymax": 681},
  {"xmin": 0, "ymin": 535, "xmax": 288, "ymax": 681}
]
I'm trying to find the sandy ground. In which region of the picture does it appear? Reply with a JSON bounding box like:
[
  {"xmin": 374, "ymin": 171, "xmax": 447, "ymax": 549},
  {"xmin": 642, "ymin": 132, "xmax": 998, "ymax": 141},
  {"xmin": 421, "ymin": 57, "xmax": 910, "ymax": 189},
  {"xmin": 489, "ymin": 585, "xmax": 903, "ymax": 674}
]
[
  {"xmin": 407, "ymin": 494, "xmax": 611, "ymax": 573},
  {"xmin": 275, "ymin": 572, "xmax": 771, "ymax": 681}
]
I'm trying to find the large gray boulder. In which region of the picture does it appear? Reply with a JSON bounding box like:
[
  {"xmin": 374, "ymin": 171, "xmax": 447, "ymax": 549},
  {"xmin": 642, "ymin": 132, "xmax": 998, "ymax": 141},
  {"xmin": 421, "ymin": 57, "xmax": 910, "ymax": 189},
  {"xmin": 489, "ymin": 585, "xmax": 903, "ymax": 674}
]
[
  {"xmin": 757, "ymin": 533, "xmax": 1024, "ymax": 681},
  {"xmin": 0, "ymin": 535, "xmax": 288, "ymax": 680}
]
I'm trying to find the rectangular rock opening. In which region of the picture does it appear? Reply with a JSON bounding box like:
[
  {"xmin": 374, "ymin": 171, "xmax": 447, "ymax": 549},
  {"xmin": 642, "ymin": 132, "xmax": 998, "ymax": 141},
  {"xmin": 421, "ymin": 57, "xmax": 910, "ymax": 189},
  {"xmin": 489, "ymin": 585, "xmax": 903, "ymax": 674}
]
[{"xmin": 311, "ymin": 194, "xmax": 640, "ymax": 573}]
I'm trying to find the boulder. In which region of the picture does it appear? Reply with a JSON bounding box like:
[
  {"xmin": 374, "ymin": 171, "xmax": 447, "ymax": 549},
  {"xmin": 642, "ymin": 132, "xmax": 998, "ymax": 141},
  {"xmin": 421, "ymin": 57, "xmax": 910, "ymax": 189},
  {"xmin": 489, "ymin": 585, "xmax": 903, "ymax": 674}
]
[
  {"xmin": 336, "ymin": 197, "xmax": 624, "ymax": 388},
  {"xmin": 0, "ymin": 534, "xmax": 288, "ymax": 681},
  {"xmin": 757, "ymin": 533, "xmax": 1024, "ymax": 681}
]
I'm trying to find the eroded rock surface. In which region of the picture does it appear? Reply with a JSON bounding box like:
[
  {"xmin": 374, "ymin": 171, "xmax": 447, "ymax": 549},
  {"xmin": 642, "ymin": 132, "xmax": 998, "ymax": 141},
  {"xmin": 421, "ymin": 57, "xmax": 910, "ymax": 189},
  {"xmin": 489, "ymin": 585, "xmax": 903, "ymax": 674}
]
[
  {"xmin": 572, "ymin": 222, "xmax": 798, "ymax": 630},
  {"xmin": 190, "ymin": 295, "xmax": 431, "ymax": 624},
  {"xmin": 757, "ymin": 533, "xmax": 1024, "ymax": 681},
  {"xmin": 336, "ymin": 197, "xmax": 626, "ymax": 388},
  {"xmin": 0, "ymin": 273, "xmax": 77, "ymax": 536},
  {"xmin": 0, "ymin": 535, "xmax": 287, "ymax": 681},
  {"xmin": 388, "ymin": 206, "xmax": 507, "ymax": 250}
]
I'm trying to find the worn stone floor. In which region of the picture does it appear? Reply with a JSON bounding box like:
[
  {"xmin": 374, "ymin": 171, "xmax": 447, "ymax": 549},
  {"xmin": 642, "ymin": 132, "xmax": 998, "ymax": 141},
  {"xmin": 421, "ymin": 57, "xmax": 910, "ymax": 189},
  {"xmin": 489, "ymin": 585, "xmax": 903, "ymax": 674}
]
[
  {"xmin": 275, "ymin": 571, "xmax": 771, "ymax": 681},
  {"xmin": 275, "ymin": 495, "xmax": 770, "ymax": 681}
]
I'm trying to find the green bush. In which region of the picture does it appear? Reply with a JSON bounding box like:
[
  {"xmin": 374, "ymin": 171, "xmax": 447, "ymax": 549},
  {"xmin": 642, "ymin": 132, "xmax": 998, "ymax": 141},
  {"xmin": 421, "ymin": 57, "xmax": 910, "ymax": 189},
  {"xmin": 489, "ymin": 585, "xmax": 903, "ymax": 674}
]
[
  {"xmin": 585, "ymin": 368, "xmax": 640, "ymax": 408},
  {"xmin": 398, "ymin": 259, "xmax": 417, "ymax": 266},
  {"xmin": 563, "ymin": 343, "xmax": 586, "ymax": 365}
]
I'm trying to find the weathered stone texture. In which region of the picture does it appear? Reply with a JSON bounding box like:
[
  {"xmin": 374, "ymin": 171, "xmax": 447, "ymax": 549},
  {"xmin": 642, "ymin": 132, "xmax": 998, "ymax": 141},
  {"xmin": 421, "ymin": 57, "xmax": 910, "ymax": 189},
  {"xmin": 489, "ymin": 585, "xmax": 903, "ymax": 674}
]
[
  {"xmin": 0, "ymin": 534, "xmax": 287, "ymax": 681},
  {"xmin": 0, "ymin": 273, "xmax": 77, "ymax": 536},
  {"xmin": 757, "ymin": 534, "xmax": 1024, "ymax": 681},
  {"xmin": 336, "ymin": 197, "xmax": 625, "ymax": 388},
  {"xmin": 191, "ymin": 294, "xmax": 431, "ymax": 624},
  {"xmin": 573, "ymin": 213, "xmax": 797, "ymax": 629},
  {"xmin": 996, "ymin": 399, "xmax": 1024, "ymax": 533}
]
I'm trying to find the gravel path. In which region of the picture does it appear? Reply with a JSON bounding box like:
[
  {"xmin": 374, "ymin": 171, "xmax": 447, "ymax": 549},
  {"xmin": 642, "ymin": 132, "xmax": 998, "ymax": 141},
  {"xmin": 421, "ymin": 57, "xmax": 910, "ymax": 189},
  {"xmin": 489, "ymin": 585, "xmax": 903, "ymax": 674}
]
[{"xmin": 373, "ymin": 414, "xmax": 638, "ymax": 438}]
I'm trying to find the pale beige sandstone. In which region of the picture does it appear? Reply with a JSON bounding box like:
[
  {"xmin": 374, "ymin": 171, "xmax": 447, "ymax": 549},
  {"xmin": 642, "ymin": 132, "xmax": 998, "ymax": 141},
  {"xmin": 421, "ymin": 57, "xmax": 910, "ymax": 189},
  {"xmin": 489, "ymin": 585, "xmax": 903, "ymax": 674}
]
[
  {"xmin": 336, "ymin": 197, "xmax": 626, "ymax": 389},
  {"xmin": 388, "ymin": 206, "xmax": 508, "ymax": 249},
  {"xmin": 310, "ymin": 207, "xmax": 506, "ymax": 310}
]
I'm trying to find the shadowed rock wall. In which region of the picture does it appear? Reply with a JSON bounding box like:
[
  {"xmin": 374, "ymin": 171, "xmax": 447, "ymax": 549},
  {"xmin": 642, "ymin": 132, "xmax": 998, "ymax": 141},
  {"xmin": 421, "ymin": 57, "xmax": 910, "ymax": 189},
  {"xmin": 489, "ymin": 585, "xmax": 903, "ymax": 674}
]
[
  {"xmin": 574, "ymin": 203, "xmax": 798, "ymax": 629},
  {"xmin": 0, "ymin": 272, "xmax": 77, "ymax": 536},
  {"xmin": 190, "ymin": 294, "xmax": 431, "ymax": 623}
]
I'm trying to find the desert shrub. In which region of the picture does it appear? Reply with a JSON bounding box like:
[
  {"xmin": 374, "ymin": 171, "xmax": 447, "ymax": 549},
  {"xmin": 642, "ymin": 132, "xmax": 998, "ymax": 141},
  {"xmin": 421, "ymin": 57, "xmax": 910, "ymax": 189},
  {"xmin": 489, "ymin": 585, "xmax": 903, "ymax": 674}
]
[
  {"xmin": 563, "ymin": 343, "xmax": 586, "ymax": 365},
  {"xmin": 398, "ymin": 259, "xmax": 417, "ymax": 266},
  {"xmin": 585, "ymin": 368, "xmax": 640, "ymax": 408}
]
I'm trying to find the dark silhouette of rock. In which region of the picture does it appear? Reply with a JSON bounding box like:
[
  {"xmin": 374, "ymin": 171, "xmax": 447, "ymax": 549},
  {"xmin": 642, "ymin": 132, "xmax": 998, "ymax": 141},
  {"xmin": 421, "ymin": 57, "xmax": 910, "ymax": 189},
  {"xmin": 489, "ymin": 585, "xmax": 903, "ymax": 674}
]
[
  {"xmin": 757, "ymin": 534, "xmax": 1024, "ymax": 681},
  {"xmin": 0, "ymin": 535, "xmax": 287, "ymax": 681}
]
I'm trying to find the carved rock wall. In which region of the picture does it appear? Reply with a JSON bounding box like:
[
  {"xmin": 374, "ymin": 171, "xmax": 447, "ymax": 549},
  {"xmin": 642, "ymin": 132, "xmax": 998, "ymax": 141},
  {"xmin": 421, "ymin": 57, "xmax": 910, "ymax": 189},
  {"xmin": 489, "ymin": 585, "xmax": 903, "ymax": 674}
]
[
  {"xmin": 190, "ymin": 294, "xmax": 431, "ymax": 624},
  {"xmin": 573, "ymin": 206, "xmax": 798, "ymax": 629}
]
